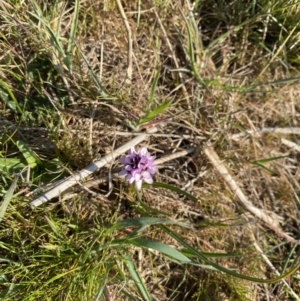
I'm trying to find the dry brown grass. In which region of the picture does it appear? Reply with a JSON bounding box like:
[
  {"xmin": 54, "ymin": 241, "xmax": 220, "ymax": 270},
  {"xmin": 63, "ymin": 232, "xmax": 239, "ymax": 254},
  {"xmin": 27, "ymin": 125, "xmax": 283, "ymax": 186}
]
[{"xmin": 1, "ymin": 0, "xmax": 300, "ymax": 300}]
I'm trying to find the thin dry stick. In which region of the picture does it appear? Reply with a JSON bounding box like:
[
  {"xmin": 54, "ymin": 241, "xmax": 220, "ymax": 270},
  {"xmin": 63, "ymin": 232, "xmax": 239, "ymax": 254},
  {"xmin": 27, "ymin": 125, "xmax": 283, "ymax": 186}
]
[
  {"xmin": 203, "ymin": 144, "xmax": 300, "ymax": 245},
  {"xmin": 116, "ymin": 0, "xmax": 132, "ymax": 82},
  {"xmin": 155, "ymin": 147, "xmax": 195, "ymax": 165},
  {"xmin": 30, "ymin": 147, "xmax": 197, "ymax": 201},
  {"xmin": 88, "ymin": 109, "xmax": 95, "ymax": 158},
  {"xmin": 29, "ymin": 126, "xmax": 161, "ymax": 208},
  {"xmin": 111, "ymin": 131, "xmax": 205, "ymax": 140},
  {"xmin": 281, "ymin": 138, "xmax": 300, "ymax": 153},
  {"xmin": 231, "ymin": 127, "xmax": 300, "ymax": 141},
  {"xmin": 88, "ymin": 15, "xmax": 105, "ymax": 157}
]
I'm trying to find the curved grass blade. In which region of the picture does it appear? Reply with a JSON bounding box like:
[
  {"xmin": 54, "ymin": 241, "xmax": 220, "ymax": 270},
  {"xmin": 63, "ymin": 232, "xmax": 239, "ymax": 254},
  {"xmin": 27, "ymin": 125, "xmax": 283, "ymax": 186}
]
[
  {"xmin": 181, "ymin": 249, "xmax": 243, "ymax": 259},
  {"xmin": 107, "ymin": 217, "xmax": 188, "ymax": 234},
  {"xmin": 120, "ymin": 288, "xmax": 144, "ymax": 301},
  {"xmin": 27, "ymin": 10, "xmax": 65, "ymax": 57},
  {"xmin": 124, "ymin": 256, "xmax": 151, "ymax": 301},
  {"xmin": 67, "ymin": 0, "xmax": 79, "ymax": 55},
  {"xmin": 252, "ymin": 156, "xmax": 288, "ymax": 175},
  {"xmin": 161, "ymin": 225, "xmax": 300, "ymax": 284},
  {"xmin": 0, "ymin": 79, "xmax": 22, "ymax": 114},
  {"xmin": 0, "ymin": 177, "xmax": 18, "ymax": 222},
  {"xmin": 79, "ymin": 50, "xmax": 109, "ymax": 98},
  {"xmin": 128, "ymin": 238, "xmax": 191, "ymax": 264},
  {"xmin": 147, "ymin": 69, "xmax": 160, "ymax": 112},
  {"xmin": 153, "ymin": 182, "xmax": 198, "ymax": 202}
]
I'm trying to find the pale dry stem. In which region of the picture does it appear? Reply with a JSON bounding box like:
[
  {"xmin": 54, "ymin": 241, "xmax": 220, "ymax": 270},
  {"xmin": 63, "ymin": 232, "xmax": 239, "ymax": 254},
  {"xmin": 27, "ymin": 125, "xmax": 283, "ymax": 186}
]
[
  {"xmin": 203, "ymin": 144, "xmax": 300, "ymax": 245},
  {"xmin": 116, "ymin": 0, "xmax": 133, "ymax": 82}
]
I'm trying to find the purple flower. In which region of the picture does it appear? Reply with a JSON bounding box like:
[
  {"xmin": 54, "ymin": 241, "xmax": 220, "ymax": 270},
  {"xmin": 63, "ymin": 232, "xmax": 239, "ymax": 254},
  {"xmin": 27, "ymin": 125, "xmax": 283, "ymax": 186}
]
[{"xmin": 119, "ymin": 147, "xmax": 157, "ymax": 190}]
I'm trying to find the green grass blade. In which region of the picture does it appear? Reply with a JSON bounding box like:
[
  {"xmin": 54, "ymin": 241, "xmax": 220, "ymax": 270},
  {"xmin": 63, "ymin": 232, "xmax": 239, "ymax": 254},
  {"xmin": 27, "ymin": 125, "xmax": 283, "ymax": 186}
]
[
  {"xmin": 0, "ymin": 177, "xmax": 18, "ymax": 222},
  {"xmin": 160, "ymin": 225, "xmax": 300, "ymax": 284},
  {"xmin": 42, "ymin": 266, "xmax": 82, "ymax": 287},
  {"xmin": 67, "ymin": 0, "xmax": 79, "ymax": 54},
  {"xmin": 124, "ymin": 256, "xmax": 152, "ymax": 301},
  {"xmin": 27, "ymin": 11, "xmax": 65, "ymax": 57},
  {"xmin": 153, "ymin": 182, "xmax": 198, "ymax": 201},
  {"xmin": 252, "ymin": 155, "xmax": 288, "ymax": 164},
  {"xmin": 120, "ymin": 288, "xmax": 142, "ymax": 301},
  {"xmin": 79, "ymin": 50, "xmax": 109, "ymax": 98},
  {"xmin": 147, "ymin": 69, "xmax": 160, "ymax": 112},
  {"xmin": 258, "ymin": 19, "xmax": 300, "ymax": 78},
  {"xmin": 251, "ymin": 156, "xmax": 288, "ymax": 175},
  {"xmin": 44, "ymin": 216, "xmax": 66, "ymax": 240},
  {"xmin": 181, "ymin": 249, "xmax": 243, "ymax": 259},
  {"xmin": 108, "ymin": 217, "xmax": 187, "ymax": 234},
  {"xmin": 128, "ymin": 238, "xmax": 191, "ymax": 263},
  {"xmin": 0, "ymin": 79, "xmax": 22, "ymax": 114}
]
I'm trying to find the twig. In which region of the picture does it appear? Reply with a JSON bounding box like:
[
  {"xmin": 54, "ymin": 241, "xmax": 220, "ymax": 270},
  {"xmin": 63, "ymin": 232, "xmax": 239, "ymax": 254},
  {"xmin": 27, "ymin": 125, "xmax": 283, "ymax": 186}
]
[
  {"xmin": 155, "ymin": 147, "xmax": 196, "ymax": 165},
  {"xmin": 116, "ymin": 0, "xmax": 132, "ymax": 82},
  {"xmin": 88, "ymin": 109, "xmax": 95, "ymax": 158},
  {"xmin": 111, "ymin": 131, "xmax": 205, "ymax": 140},
  {"xmin": 29, "ymin": 125, "xmax": 161, "ymax": 208},
  {"xmin": 203, "ymin": 144, "xmax": 300, "ymax": 245},
  {"xmin": 281, "ymin": 138, "xmax": 300, "ymax": 153},
  {"xmin": 231, "ymin": 127, "xmax": 300, "ymax": 141},
  {"xmin": 28, "ymin": 147, "xmax": 196, "ymax": 201}
]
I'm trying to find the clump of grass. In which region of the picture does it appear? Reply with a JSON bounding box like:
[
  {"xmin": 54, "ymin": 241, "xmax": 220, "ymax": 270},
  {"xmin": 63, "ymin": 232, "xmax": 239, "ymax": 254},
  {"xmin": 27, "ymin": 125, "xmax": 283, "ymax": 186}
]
[{"xmin": 1, "ymin": 0, "xmax": 300, "ymax": 300}]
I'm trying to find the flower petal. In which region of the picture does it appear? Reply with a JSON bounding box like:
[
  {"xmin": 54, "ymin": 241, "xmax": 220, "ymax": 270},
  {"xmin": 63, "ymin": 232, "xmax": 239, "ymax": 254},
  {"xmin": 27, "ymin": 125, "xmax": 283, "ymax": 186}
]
[
  {"xmin": 143, "ymin": 176, "xmax": 153, "ymax": 184},
  {"xmin": 129, "ymin": 147, "xmax": 136, "ymax": 155},
  {"xmin": 128, "ymin": 175, "xmax": 135, "ymax": 184},
  {"xmin": 119, "ymin": 158, "xmax": 127, "ymax": 164},
  {"xmin": 135, "ymin": 180, "xmax": 142, "ymax": 190},
  {"xmin": 119, "ymin": 169, "xmax": 128, "ymax": 177},
  {"xmin": 142, "ymin": 170, "xmax": 150, "ymax": 177},
  {"xmin": 148, "ymin": 165, "xmax": 157, "ymax": 174},
  {"xmin": 134, "ymin": 173, "xmax": 141, "ymax": 182},
  {"xmin": 139, "ymin": 147, "xmax": 148, "ymax": 156}
]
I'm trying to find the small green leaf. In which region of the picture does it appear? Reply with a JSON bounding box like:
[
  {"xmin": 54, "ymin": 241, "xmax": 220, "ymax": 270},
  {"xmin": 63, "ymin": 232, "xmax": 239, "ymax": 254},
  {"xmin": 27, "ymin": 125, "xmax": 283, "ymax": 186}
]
[
  {"xmin": 16, "ymin": 140, "xmax": 41, "ymax": 168},
  {"xmin": 63, "ymin": 56, "xmax": 71, "ymax": 71},
  {"xmin": 136, "ymin": 116, "xmax": 155, "ymax": 126},
  {"xmin": 0, "ymin": 158, "xmax": 26, "ymax": 174},
  {"xmin": 137, "ymin": 99, "xmax": 172, "ymax": 126}
]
